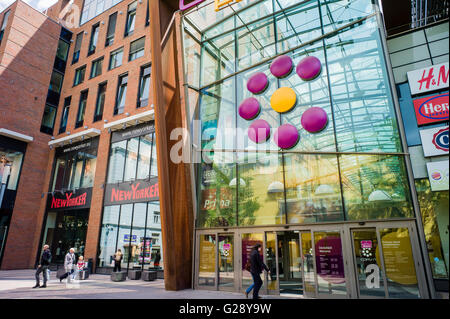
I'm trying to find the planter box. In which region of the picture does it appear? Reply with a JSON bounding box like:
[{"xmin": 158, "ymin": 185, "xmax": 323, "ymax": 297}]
[
  {"xmin": 111, "ymin": 271, "xmax": 127, "ymax": 282},
  {"xmin": 77, "ymin": 270, "xmax": 89, "ymax": 280},
  {"xmin": 142, "ymin": 270, "xmax": 157, "ymax": 281},
  {"xmin": 128, "ymin": 270, "xmax": 142, "ymax": 280}
]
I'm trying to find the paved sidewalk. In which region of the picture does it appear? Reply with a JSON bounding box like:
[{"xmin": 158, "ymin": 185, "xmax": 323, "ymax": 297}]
[{"xmin": 0, "ymin": 269, "xmax": 292, "ymax": 299}]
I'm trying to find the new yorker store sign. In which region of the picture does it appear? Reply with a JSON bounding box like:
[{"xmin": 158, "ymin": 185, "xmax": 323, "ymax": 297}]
[{"xmin": 47, "ymin": 188, "xmax": 92, "ymax": 211}]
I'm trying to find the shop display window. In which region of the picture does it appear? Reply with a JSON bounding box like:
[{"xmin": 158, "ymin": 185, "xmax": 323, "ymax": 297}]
[{"xmin": 0, "ymin": 149, "xmax": 24, "ymax": 191}]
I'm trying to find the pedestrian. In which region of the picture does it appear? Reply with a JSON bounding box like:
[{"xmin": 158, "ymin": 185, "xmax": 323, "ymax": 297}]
[
  {"xmin": 59, "ymin": 248, "xmax": 76, "ymax": 283},
  {"xmin": 33, "ymin": 244, "xmax": 51, "ymax": 288},
  {"xmin": 154, "ymin": 252, "xmax": 161, "ymax": 268},
  {"xmin": 249, "ymin": 243, "xmax": 269, "ymax": 299},
  {"xmin": 113, "ymin": 249, "xmax": 123, "ymax": 272},
  {"xmin": 72, "ymin": 256, "xmax": 85, "ymax": 280}
]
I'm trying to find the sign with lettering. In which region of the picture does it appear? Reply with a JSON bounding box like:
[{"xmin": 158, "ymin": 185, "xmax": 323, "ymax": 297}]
[
  {"xmin": 315, "ymin": 236, "xmax": 345, "ymax": 284},
  {"xmin": 47, "ymin": 188, "xmax": 92, "ymax": 211},
  {"xmin": 407, "ymin": 62, "xmax": 449, "ymax": 95},
  {"xmin": 426, "ymin": 160, "xmax": 449, "ymax": 191},
  {"xmin": 104, "ymin": 178, "xmax": 159, "ymax": 206},
  {"xmin": 111, "ymin": 123, "xmax": 155, "ymax": 143},
  {"xmin": 419, "ymin": 125, "xmax": 449, "ymax": 157},
  {"xmin": 413, "ymin": 93, "xmax": 449, "ymax": 125},
  {"xmin": 55, "ymin": 137, "xmax": 99, "ymax": 156}
]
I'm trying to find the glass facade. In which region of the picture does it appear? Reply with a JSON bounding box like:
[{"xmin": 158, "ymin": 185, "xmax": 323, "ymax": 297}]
[
  {"xmin": 98, "ymin": 125, "xmax": 161, "ymax": 272},
  {"xmin": 187, "ymin": 0, "xmax": 412, "ymax": 229}
]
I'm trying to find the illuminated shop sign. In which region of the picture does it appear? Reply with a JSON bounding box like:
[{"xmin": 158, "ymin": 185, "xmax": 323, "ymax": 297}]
[
  {"xmin": 413, "ymin": 93, "xmax": 449, "ymax": 126},
  {"xmin": 104, "ymin": 178, "xmax": 159, "ymax": 206},
  {"xmin": 419, "ymin": 125, "xmax": 449, "ymax": 157},
  {"xmin": 407, "ymin": 62, "xmax": 449, "ymax": 95},
  {"xmin": 180, "ymin": 0, "xmax": 243, "ymax": 11},
  {"xmin": 47, "ymin": 188, "xmax": 92, "ymax": 211}
]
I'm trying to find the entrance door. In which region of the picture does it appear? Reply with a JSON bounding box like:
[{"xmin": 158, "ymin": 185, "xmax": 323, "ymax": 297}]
[
  {"xmin": 350, "ymin": 222, "xmax": 425, "ymax": 299},
  {"xmin": 277, "ymin": 231, "xmax": 302, "ymax": 295},
  {"xmin": 218, "ymin": 234, "xmax": 234, "ymax": 290}
]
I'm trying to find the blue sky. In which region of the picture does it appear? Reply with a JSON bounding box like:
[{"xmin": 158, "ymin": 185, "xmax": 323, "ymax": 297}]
[{"xmin": 1, "ymin": 0, "xmax": 58, "ymax": 12}]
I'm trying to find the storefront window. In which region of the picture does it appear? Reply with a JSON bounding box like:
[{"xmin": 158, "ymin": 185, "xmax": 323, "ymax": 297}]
[
  {"xmin": 136, "ymin": 134, "xmax": 152, "ymax": 180},
  {"xmin": 237, "ymin": 152, "xmax": 285, "ymax": 226},
  {"xmin": 198, "ymin": 153, "xmax": 236, "ymax": 228},
  {"xmin": 0, "ymin": 149, "xmax": 24, "ymax": 191},
  {"xmin": 98, "ymin": 205, "xmax": 120, "ymax": 268},
  {"xmin": 340, "ymin": 154, "xmax": 413, "ymax": 220},
  {"xmin": 130, "ymin": 203, "xmax": 147, "ymax": 268},
  {"xmin": 107, "ymin": 140, "xmax": 126, "ymax": 183},
  {"xmin": 415, "ymin": 179, "xmax": 449, "ymax": 279},
  {"xmin": 124, "ymin": 137, "xmax": 139, "ymax": 181},
  {"xmin": 284, "ymin": 154, "xmax": 343, "ymax": 224},
  {"xmin": 117, "ymin": 204, "xmax": 133, "ymax": 269}
]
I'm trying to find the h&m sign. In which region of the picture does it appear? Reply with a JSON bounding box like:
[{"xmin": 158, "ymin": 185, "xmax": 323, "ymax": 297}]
[
  {"xmin": 104, "ymin": 178, "xmax": 159, "ymax": 206},
  {"xmin": 407, "ymin": 62, "xmax": 449, "ymax": 95}
]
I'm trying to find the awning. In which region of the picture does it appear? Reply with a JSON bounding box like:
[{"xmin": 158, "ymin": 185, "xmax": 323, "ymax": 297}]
[
  {"xmin": 48, "ymin": 128, "xmax": 101, "ymax": 147},
  {"xmin": 104, "ymin": 109, "xmax": 155, "ymax": 132},
  {"xmin": 0, "ymin": 128, "xmax": 34, "ymax": 143}
]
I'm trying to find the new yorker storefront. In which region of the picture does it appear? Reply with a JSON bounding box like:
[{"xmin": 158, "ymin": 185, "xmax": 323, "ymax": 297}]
[{"xmin": 180, "ymin": 0, "xmax": 436, "ymax": 298}]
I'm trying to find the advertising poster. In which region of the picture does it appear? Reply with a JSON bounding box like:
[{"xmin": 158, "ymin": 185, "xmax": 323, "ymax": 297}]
[
  {"xmin": 315, "ymin": 236, "xmax": 345, "ymax": 284},
  {"xmin": 139, "ymin": 237, "xmax": 152, "ymax": 264},
  {"xmin": 419, "ymin": 125, "xmax": 449, "ymax": 157},
  {"xmin": 426, "ymin": 160, "xmax": 449, "ymax": 191}
]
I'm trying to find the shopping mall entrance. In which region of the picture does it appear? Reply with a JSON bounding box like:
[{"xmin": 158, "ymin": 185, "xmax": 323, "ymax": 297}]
[{"xmin": 195, "ymin": 220, "xmax": 430, "ymax": 298}]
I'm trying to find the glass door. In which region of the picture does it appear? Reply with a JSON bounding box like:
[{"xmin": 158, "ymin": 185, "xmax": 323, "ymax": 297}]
[
  {"xmin": 218, "ymin": 234, "xmax": 234, "ymax": 290},
  {"xmin": 277, "ymin": 231, "xmax": 302, "ymax": 295}
]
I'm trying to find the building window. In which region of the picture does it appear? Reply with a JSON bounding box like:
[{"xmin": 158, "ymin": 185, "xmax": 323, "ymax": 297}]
[
  {"xmin": 88, "ymin": 23, "xmax": 100, "ymax": 55},
  {"xmin": 114, "ymin": 74, "xmax": 127, "ymax": 115},
  {"xmin": 0, "ymin": 147, "xmax": 24, "ymax": 191},
  {"xmin": 59, "ymin": 96, "xmax": 71, "ymax": 134},
  {"xmin": 138, "ymin": 64, "xmax": 151, "ymax": 108},
  {"xmin": 80, "ymin": 0, "xmax": 122, "ymax": 25},
  {"xmin": 73, "ymin": 65, "xmax": 86, "ymax": 86},
  {"xmin": 109, "ymin": 47, "xmax": 123, "ymax": 70},
  {"xmin": 94, "ymin": 82, "xmax": 107, "ymax": 122},
  {"xmin": 40, "ymin": 104, "xmax": 58, "ymax": 135},
  {"xmin": 153, "ymin": 212, "xmax": 160, "ymax": 224},
  {"xmin": 90, "ymin": 57, "xmax": 103, "ymax": 78},
  {"xmin": 125, "ymin": 1, "xmax": 137, "ymax": 37},
  {"xmin": 0, "ymin": 10, "xmax": 10, "ymax": 45},
  {"xmin": 72, "ymin": 32, "xmax": 83, "ymax": 64},
  {"xmin": 49, "ymin": 71, "xmax": 64, "ymax": 94},
  {"xmin": 146, "ymin": 1, "xmax": 149, "ymax": 26},
  {"xmin": 129, "ymin": 37, "xmax": 145, "ymax": 61},
  {"xmin": 75, "ymin": 90, "xmax": 88, "ymax": 128},
  {"xmin": 56, "ymin": 39, "xmax": 70, "ymax": 62},
  {"xmin": 105, "ymin": 12, "xmax": 117, "ymax": 47}
]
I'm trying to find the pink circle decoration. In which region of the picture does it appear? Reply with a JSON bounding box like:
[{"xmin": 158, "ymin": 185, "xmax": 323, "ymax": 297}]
[
  {"xmin": 270, "ymin": 55, "xmax": 293, "ymax": 78},
  {"xmin": 248, "ymin": 119, "xmax": 271, "ymax": 143},
  {"xmin": 274, "ymin": 124, "xmax": 300, "ymax": 149},
  {"xmin": 239, "ymin": 97, "xmax": 261, "ymax": 120},
  {"xmin": 247, "ymin": 72, "xmax": 269, "ymax": 94},
  {"xmin": 301, "ymin": 107, "xmax": 328, "ymax": 133},
  {"xmin": 296, "ymin": 56, "xmax": 322, "ymax": 81}
]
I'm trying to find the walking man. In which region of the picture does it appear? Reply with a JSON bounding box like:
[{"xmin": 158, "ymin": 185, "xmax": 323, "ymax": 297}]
[
  {"xmin": 250, "ymin": 243, "xmax": 270, "ymax": 299},
  {"xmin": 59, "ymin": 248, "xmax": 76, "ymax": 283},
  {"xmin": 33, "ymin": 245, "xmax": 51, "ymax": 288}
]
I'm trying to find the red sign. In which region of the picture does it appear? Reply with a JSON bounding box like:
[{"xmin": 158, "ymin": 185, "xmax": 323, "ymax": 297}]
[
  {"xmin": 413, "ymin": 93, "xmax": 449, "ymax": 125},
  {"xmin": 104, "ymin": 178, "xmax": 159, "ymax": 205},
  {"xmin": 47, "ymin": 188, "xmax": 92, "ymax": 211}
]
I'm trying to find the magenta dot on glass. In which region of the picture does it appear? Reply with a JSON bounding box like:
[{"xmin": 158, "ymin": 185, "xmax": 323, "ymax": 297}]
[
  {"xmin": 274, "ymin": 124, "xmax": 300, "ymax": 149},
  {"xmin": 248, "ymin": 119, "xmax": 271, "ymax": 143},
  {"xmin": 296, "ymin": 56, "xmax": 322, "ymax": 81},
  {"xmin": 270, "ymin": 55, "xmax": 293, "ymax": 78},
  {"xmin": 301, "ymin": 107, "xmax": 328, "ymax": 133},
  {"xmin": 247, "ymin": 72, "xmax": 269, "ymax": 94},
  {"xmin": 239, "ymin": 98, "xmax": 261, "ymax": 120}
]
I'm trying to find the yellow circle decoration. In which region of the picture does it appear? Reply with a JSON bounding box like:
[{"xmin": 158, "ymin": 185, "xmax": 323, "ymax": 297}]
[{"xmin": 270, "ymin": 87, "xmax": 297, "ymax": 113}]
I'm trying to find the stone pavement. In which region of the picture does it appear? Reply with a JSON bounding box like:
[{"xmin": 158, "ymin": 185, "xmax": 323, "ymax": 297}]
[{"xmin": 0, "ymin": 269, "xmax": 293, "ymax": 299}]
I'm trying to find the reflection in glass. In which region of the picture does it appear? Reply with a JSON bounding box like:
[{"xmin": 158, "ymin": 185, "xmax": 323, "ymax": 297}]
[
  {"xmin": 198, "ymin": 234, "xmax": 216, "ymax": 287},
  {"xmin": 265, "ymin": 232, "xmax": 277, "ymax": 292},
  {"xmin": 124, "ymin": 137, "xmax": 139, "ymax": 182},
  {"xmin": 352, "ymin": 229, "xmax": 386, "ymax": 298},
  {"xmin": 198, "ymin": 153, "xmax": 236, "ymax": 228},
  {"xmin": 415, "ymin": 179, "xmax": 449, "ymax": 279},
  {"xmin": 380, "ymin": 228, "xmax": 420, "ymax": 299},
  {"xmin": 97, "ymin": 206, "xmax": 120, "ymax": 267},
  {"xmin": 301, "ymin": 231, "xmax": 316, "ymax": 296},
  {"xmin": 117, "ymin": 204, "xmax": 133, "ymax": 269},
  {"xmin": 137, "ymin": 134, "xmax": 152, "ymax": 180},
  {"xmin": 284, "ymin": 154, "xmax": 343, "ymax": 224},
  {"xmin": 130, "ymin": 203, "xmax": 147, "ymax": 268},
  {"xmin": 340, "ymin": 154, "xmax": 413, "ymax": 220},
  {"xmin": 107, "ymin": 141, "xmax": 126, "ymax": 183},
  {"xmin": 238, "ymin": 152, "xmax": 284, "ymax": 226}
]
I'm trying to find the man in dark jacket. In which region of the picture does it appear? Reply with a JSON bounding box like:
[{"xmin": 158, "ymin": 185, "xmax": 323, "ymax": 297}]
[
  {"xmin": 249, "ymin": 243, "xmax": 269, "ymax": 299},
  {"xmin": 33, "ymin": 245, "xmax": 51, "ymax": 288}
]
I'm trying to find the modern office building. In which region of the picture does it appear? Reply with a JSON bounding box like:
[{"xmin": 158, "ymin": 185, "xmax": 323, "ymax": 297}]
[{"xmin": 0, "ymin": 0, "xmax": 448, "ymax": 298}]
